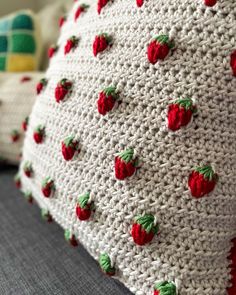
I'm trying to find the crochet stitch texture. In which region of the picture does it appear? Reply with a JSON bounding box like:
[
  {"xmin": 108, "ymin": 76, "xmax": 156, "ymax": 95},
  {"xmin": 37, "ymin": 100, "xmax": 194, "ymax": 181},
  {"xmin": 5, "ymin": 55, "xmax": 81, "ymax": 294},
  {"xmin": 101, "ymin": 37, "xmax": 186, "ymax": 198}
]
[{"xmin": 20, "ymin": 1, "xmax": 236, "ymax": 294}]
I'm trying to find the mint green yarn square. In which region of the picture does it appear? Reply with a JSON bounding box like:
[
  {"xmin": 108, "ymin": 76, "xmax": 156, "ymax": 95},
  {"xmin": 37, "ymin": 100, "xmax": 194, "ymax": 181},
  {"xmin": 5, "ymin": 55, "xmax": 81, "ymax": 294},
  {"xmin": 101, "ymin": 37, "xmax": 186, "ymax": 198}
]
[{"xmin": 0, "ymin": 19, "xmax": 9, "ymax": 34}]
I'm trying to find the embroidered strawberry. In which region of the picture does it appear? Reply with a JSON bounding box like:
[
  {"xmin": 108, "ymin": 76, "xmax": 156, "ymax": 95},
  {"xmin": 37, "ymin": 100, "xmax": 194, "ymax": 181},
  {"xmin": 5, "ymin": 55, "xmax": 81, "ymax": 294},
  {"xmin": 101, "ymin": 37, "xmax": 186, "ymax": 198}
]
[
  {"xmin": 147, "ymin": 35, "xmax": 175, "ymax": 64},
  {"xmin": 76, "ymin": 192, "xmax": 94, "ymax": 221},
  {"xmin": 97, "ymin": 86, "xmax": 119, "ymax": 115},
  {"xmin": 14, "ymin": 174, "xmax": 21, "ymax": 189},
  {"xmin": 64, "ymin": 230, "xmax": 78, "ymax": 247},
  {"xmin": 33, "ymin": 125, "xmax": 45, "ymax": 144},
  {"xmin": 204, "ymin": 0, "xmax": 217, "ymax": 6},
  {"xmin": 55, "ymin": 79, "xmax": 72, "ymax": 103},
  {"xmin": 136, "ymin": 0, "xmax": 144, "ymax": 7},
  {"xmin": 115, "ymin": 148, "xmax": 138, "ymax": 180},
  {"xmin": 59, "ymin": 15, "xmax": 66, "ymax": 28},
  {"xmin": 11, "ymin": 130, "xmax": 20, "ymax": 143},
  {"xmin": 41, "ymin": 209, "xmax": 53, "ymax": 222},
  {"xmin": 48, "ymin": 45, "xmax": 58, "ymax": 58},
  {"xmin": 23, "ymin": 161, "xmax": 33, "ymax": 178},
  {"xmin": 93, "ymin": 33, "xmax": 112, "ymax": 57},
  {"xmin": 22, "ymin": 116, "xmax": 29, "ymax": 132},
  {"xmin": 154, "ymin": 281, "xmax": 176, "ymax": 295},
  {"xmin": 74, "ymin": 4, "xmax": 89, "ymax": 21},
  {"xmin": 41, "ymin": 177, "xmax": 55, "ymax": 198},
  {"xmin": 36, "ymin": 78, "xmax": 47, "ymax": 95},
  {"xmin": 20, "ymin": 76, "xmax": 32, "ymax": 83},
  {"xmin": 64, "ymin": 36, "xmax": 79, "ymax": 55},
  {"xmin": 131, "ymin": 214, "xmax": 159, "ymax": 246},
  {"xmin": 61, "ymin": 136, "xmax": 80, "ymax": 161},
  {"xmin": 99, "ymin": 253, "xmax": 115, "ymax": 276},
  {"xmin": 97, "ymin": 0, "xmax": 108, "ymax": 14},
  {"xmin": 188, "ymin": 165, "xmax": 218, "ymax": 198},
  {"xmin": 24, "ymin": 191, "xmax": 33, "ymax": 204},
  {"xmin": 168, "ymin": 98, "xmax": 196, "ymax": 131},
  {"xmin": 230, "ymin": 50, "xmax": 236, "ymax": 77}
]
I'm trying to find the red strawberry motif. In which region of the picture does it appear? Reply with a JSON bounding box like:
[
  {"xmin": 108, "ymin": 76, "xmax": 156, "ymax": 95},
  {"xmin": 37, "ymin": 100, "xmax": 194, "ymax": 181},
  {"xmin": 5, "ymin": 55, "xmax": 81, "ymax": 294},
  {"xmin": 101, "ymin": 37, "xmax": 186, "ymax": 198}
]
[
  {"xmin": 64, "ymin": 230, "xmax": 78, "ymax": 247},
  {"xmin": 61, "ymin": 136, "xmax": 80, "ymax": 161},
  {"xmin": 97, "ymin": 86, "xmax": 118, "ymax": 115},
  {"xmin": 20, "ymin": 76, "xmax": 32, "ymax": 83},
  {"xmin": 153, "ymin": 281, "xmax": 176, "ymax": 295},
  {"xmin": 188, "ymin": 165, "xmax": 218, "ymax": 198},
  {"xmin": 22, "ymin": 116, "xmax": 29, "ymax": 132},
  {"xmin": 33, "ymin": 125, "xmax": 45, "ymax": 144},
  {"xmin": 168, "ymin": 98, "xmax": 196, "ymax": 131},
  {"xmin": 147, "ymin": 35, "xmax": 175, "ymax": 64},
  {"xmin": 64, "ymin": 36, "xmax": 79, "ymax": 55},
  {"xmin": 230, "ymin": 50, "xmax": 236, "ymax": 77},
  {"xmin": 204, "ymin": 0, "xmax": 217, "ymax": 6},
  {"xmin": 115, "ymin": 148, "xmax": 138, "ymax": 180},
  {"xmin": 24, "ymin": 191, "xmax": 33, "ymax": 204},
  {"xmin": 74, "ymin": 4, "xmax": 89, "ymax": 21},
  {"xmin": 97, "ymin": 0, "xmax": 108, "ymax": 14},
  {"xmin": 76, "ymin": 192, "xmax": 94, "ymax": 221},
  {"xmin": 41, "ymin": 177, "xmax": 55, "ymax": 198},
  {"xmin": 23, "ymin": 161, "xmax": 33, "ymax": 178},
  {"xmin": 228, "ymin": 285, "xmax": 236, "ymax": 295},
  {"xmin": 55, "ymin": 79, "xmax": 72, "ymax": 103},
  {"xmin": 41, "ymin": 209, "xmax": 53, "ymax": 223},
  {"xmin": 136, "ymin": 0, "xmax": 144, "ymax": 7},
  {"xmin": 11, "ymin": 130, "xmax": 20, "ymax": 143},
  {"xmin": 48, "ymin": 45, "xmax": 58, "ymax": 58},
  {"xmin": 93, "ymin": 33, "xmax": 112, "ymax": 56},
  {"xmin": 14, "ymin": 174, "xmax": 21, "ymax": 189},
  {"xmin": 36, "ymin": 78, "xmax": 47, "ymax": 95},
  {"xmin": 59, "ymin": 16, "xmax": 66, "ymax": 28},
  {"xmin": 131, "ymin": 214, "xmax": 159, "ymax": 246},
  {"xmin": 99, "ymin": 253, "xmax": 115, "ymax": 276}
]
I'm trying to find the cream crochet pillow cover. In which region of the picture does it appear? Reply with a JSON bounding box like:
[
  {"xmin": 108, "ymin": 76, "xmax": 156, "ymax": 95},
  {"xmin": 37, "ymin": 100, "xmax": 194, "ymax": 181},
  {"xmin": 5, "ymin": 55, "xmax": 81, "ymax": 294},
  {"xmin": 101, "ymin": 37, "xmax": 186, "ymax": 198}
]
[
  {"xmin": 19, "ymin": 1, "xmax": 236, "ymax": 295},
  {"xmin": 0, "ymin": 72, "xmax": 44, "ymax": 164}
]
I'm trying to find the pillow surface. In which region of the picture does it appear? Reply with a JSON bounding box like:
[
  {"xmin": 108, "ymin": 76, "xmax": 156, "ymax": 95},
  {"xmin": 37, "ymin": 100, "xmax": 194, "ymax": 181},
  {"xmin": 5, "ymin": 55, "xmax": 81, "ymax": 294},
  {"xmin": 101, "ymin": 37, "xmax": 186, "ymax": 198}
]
[
  {"xmin": 0, "ymin": 10, "xmax": 41, "ymax": 72},
  {"xmin": 20, "ymin": 1, "xmax": 236, "ymax": 295},
  {"xmin": 0, "ymin": 72, "xmax": 44, "ymax": 163},
  {"xmin": 37, "ymin": 2, "xmax": 68, "ymax": 70}
]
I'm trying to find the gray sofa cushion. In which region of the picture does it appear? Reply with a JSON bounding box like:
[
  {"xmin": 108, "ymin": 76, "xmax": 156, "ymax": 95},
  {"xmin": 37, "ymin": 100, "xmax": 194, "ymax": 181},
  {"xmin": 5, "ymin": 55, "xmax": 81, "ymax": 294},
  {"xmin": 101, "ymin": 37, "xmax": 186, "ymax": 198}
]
[{"xmin": 0, "ymin": 167, "xmax": 133, "ymax": 295}]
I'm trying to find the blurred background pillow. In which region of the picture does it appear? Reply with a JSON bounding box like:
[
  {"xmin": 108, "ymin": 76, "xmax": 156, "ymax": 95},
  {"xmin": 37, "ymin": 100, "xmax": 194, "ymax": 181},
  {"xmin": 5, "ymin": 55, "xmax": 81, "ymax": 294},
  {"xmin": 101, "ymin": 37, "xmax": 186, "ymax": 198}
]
[
  {"xmin": 37, "ymin": 2, "xmax": 67, "ymax": 70},
  {"xmin": 0, "ymin": 72, "xmax": 44, "ymax": 164}
]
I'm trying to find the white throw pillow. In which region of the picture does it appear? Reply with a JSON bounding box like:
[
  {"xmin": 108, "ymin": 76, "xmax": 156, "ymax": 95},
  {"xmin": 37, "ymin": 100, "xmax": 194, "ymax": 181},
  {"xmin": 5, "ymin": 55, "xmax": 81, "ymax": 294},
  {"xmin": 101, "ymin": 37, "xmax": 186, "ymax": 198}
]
[
  {"xmin": 20, "ymin": 1, "xmax": 236, "ymax": 295},
  {"xmin": 0, "ymin": 72, "xmax": 44, "ymax": 163}
]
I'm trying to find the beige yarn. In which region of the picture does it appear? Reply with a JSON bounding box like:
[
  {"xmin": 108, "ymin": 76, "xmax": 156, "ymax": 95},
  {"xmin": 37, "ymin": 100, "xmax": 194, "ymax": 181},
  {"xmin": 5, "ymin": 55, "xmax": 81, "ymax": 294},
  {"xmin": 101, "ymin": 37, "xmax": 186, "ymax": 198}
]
[
  {"xmin": 0, "ymin": 72, "xmax": 43, "ymax": 163},
  {"xmin": 20, "ymin": 1, "xmax": 236, "ymax": 295}
]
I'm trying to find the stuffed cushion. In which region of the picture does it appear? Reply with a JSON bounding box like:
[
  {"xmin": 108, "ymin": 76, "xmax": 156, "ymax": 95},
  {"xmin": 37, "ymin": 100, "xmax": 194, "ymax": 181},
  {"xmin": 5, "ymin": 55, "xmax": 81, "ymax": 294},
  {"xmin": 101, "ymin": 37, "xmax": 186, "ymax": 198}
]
[
  {"xmin": 0, "ymin": 10, "xmax": 41, "ymax": 72},
  {"xmin": 19, "ymin": 1, "xmax": 236, "ymax": 295},
  {"xmin": 37, "ymin": 2, "xmax": 68, "ymax": 70},
  {"xmin": 0, "ymin": 72, "xmax": 44, "ymax": 163}
]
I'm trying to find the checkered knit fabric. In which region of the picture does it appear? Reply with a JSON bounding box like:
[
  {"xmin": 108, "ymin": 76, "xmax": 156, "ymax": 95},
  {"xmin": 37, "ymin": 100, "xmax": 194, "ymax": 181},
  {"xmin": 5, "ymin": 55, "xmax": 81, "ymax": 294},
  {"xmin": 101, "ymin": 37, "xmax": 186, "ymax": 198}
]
[
  {"xmin": 0, "ymin": 10, "xmax": 41, "ymax": 72},
  {"xmin": 19, "ymin": 1, "xmax": 236, "ymax": 295}
]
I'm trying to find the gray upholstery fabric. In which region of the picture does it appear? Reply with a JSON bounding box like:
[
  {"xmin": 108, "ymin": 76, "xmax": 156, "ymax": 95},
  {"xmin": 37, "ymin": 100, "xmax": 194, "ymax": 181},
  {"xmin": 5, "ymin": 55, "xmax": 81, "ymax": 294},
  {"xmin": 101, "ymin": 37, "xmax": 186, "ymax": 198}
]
[{"xmin": 0, "ymin": 167, "xmax": 133, "ymax": 295}]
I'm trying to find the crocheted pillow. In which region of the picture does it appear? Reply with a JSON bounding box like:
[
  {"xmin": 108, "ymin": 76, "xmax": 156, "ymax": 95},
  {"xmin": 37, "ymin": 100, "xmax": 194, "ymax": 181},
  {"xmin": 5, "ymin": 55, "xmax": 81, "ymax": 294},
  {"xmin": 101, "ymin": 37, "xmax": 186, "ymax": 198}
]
[
  {"xmin": 19, "ymin": 1, "xmax": 236, "ymax": 295},
  {"xmin": 0, "ymin": 72, "xmax": 44, "ymax": 164},
  {"xmin": 0, "ymin": 10, "xmax": 41, "ymax": 72}
]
